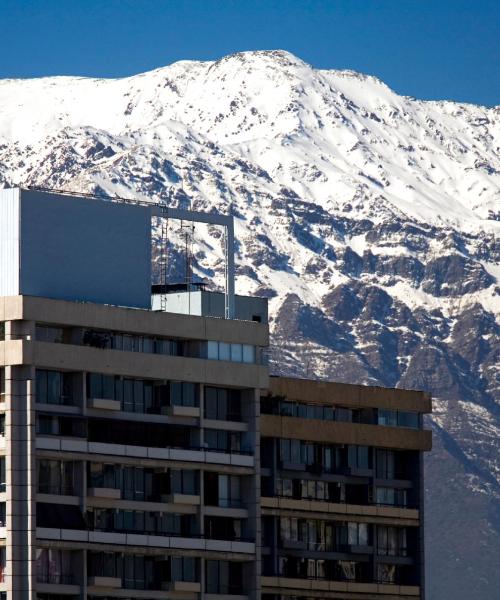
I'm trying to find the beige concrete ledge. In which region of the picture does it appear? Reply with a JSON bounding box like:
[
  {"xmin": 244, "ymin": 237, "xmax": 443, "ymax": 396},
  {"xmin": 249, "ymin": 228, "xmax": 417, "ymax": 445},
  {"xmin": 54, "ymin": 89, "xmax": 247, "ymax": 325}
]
[
  {"xmin": 205, "ymin": 595, "xmax": 247, "ymax": 600},
  {"xmin": 23, "ymin": 340, "xmax": 269, "ymax": 389},
  {"xmin": 203, "ymin": 418, "xmax": 248, "ymax": 432},
  {"xmin": 88, "ymin": 487, "xmax": 121, "ymax": 500},
  {"xmin": 87, "ymin": 497, "xmax": 197, "ymax": 514},
  {"xmin": 37, "ymin": 447, "xmax": 254, "ymax": 475},
  {"xmin": 36, "ymin": 527, "xmax": 255, "ymax": 555},
  {"xmin": 167, "ymin": 580, "xmax": 201, "ymax": 592},
  {"xmin": 204, "ymin": 505, "xmax": 249, "ymax": 519},
  {"xmin": 261, "ymin": 497, "xmax": 419, "ymax": 525},
  {"xmin": 0, "ymin": 340, "xmax": 24, "ymax": 366},
  {"xmin": 37, "ymin": 493, "xmax": 80, "ymax": 506},
  {"xmin": 163, "ymin": 493, "xmax": 201, "ymax": 506},
  {"xmin": 35, "ymin": 437, "xmax": 254, "ymax": 468},
  {"xmin": 36, "ymin": 582, "xmax": 81, "ymax": 595},
  {"xmin": 261, "ymin": 576, "xmax": 420, "ymax": 598},
  {"xmin": 5, "ymin": 294, "xmax": 269, "ymax": 346},
  {"xmin": 167, "ymin": 405, "xmax": 201, "ymax": 418},
  {"xmin": 87, "ymin": 585, "xmax": 171, "ymax": 599},
  {"xmin": 88, "ymin": 397, "xmax": 121, "ymax": 411},
  {"xmin": 88, "ymin": 576, "xmax": 122, "ymax": 588},
  {"xmin": 261, "ymin": 415, "xmax": 432, "ymax": 451},
  {"xmin": 269, "ymin": 376, "xmax": 431, "ymax": 413}
]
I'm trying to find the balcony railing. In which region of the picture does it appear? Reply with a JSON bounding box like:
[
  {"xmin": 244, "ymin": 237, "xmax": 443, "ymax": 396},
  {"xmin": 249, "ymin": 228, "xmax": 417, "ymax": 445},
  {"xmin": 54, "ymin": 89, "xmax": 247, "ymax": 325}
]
[
  {"xmin": 36, "ymin": 573, "xmax": 76, "ymax": 585},
  {"xmin": 267, "ymin": 493, "xmax": 416, "ymax": 510},
  {"xmin": 38, "ymin": 484, "xmax": 75, "ymax": 496}
]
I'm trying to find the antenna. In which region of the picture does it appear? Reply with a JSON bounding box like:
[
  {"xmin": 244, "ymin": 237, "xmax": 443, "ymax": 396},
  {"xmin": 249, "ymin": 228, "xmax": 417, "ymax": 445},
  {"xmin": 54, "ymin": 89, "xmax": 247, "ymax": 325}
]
[{"xmin": 159, "ymin": 216, "xmax": 169, "ymax": 312}]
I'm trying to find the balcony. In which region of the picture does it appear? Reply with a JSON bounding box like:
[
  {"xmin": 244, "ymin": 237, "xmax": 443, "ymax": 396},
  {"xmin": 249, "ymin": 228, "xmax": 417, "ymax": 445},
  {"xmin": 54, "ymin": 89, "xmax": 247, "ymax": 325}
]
[
  {"xmin": 165, "ymin": 580, "xmax": 201, "ymax": 592},
  {"xmin": 167, "ymin": 404, "xmax": 200, "ymax": 418},
  {"xmin": 36, "ymin": 573, "xmax": 81, "ymax": 596},
  {"xmin": 162, "ymin": 493, "xmax": 200, "ymax": 505},
  {"xmin": 88, "ymin": 487, "xmax": 121, "ymax": 500},
  {"xmin": 261, "ymin": 575, "xmax": 420, "ymax": 596},
  {"xmin": 88, "ymin": 397, "xmax": 121, "ymax": 411},
  {"xmin": 88, "ymin": 575, "xmax": 122, "ymax": 588}
]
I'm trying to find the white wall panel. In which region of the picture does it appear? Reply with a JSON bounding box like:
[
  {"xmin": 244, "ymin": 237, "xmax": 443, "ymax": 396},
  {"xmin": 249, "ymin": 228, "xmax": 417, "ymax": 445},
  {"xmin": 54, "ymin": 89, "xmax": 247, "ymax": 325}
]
[{"xmin": 0, "ymin": 188, "xmax": 20, "ymax": 297}]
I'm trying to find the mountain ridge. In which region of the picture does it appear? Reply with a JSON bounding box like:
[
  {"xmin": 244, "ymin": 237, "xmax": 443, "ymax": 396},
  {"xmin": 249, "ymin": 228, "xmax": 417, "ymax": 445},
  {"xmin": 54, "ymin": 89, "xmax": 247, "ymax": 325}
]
[{"xmin": 0, "ymin": 50, "xmax": 499, "ymax": 599}]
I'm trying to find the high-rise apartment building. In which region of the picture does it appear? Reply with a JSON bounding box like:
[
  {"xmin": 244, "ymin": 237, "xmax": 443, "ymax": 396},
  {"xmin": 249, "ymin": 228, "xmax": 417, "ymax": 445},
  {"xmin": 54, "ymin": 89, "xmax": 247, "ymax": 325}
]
[{"xmin": 0, "ymin": 189, "xmax": 431, "ymax": 600}]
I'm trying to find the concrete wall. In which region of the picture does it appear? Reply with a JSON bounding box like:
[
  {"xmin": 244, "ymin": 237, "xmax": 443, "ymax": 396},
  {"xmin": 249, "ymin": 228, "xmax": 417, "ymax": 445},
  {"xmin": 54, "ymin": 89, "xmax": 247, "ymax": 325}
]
[
  {"xmin": 0, "ymin": 188, "xmax": 20, "ymax": 297},
  {"xmin": 261, "ymin": 414, "xmax": 432, "ymax": 451},
  {"xmin": 269, "ymin": 376, "xmax": 432, "ymax": 413},
  {"xmin": 155, "ymin": 291, "xmax": 268, "ymax": 323},
  {"xmin": 0, "ymin": 189, "xmax": 152, "ymax": 308},
  {"xmin": 2, "ymin": 295, "xmax": 269, "ymax": 347}
]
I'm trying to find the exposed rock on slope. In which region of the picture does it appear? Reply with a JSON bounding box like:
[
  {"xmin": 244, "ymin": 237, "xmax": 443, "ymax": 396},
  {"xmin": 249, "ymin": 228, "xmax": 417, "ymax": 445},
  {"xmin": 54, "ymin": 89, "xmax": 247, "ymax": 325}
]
[{"xmin": 0, "ymin": 50, "xmax": 499, "ymax": 600}]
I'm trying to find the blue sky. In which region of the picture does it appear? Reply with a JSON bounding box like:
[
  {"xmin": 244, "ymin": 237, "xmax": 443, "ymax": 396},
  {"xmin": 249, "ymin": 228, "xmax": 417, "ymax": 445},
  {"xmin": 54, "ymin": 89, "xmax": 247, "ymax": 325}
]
[{"xmin": 2, "ymin": 0, "xmax": 499, "ymax": 106}]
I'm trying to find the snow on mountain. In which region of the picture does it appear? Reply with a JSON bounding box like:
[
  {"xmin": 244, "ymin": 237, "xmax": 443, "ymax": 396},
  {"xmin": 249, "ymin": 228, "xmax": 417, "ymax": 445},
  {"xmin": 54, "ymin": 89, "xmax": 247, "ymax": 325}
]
[{"xmin": 0, "ymin": 50, "xmax": 499, "ymax": 599}]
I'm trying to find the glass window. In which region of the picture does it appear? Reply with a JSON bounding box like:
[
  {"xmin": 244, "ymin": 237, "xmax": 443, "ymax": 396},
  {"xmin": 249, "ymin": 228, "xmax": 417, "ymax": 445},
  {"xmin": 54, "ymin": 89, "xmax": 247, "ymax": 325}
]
[
  {"xmin": 242, "ymin": 345, "xmax": 255, "ymax": 363},
  {"xmin": 205, "ymin": 387, "xmax": 218, "ymax": 419},
  {"xmin": 219, "ymin": 342, "xmax": 230, "ymax": 361},
  {"xmin": 336, "ymin": 407, "xmax": 352, "ymax": 422},
  {"xmin": 123, "ymin": 379, "xmax": 134, "ymax": 411},
  {"xmin": 280, "ymin": 439, "xmax": 291, "ymax": 462},
  {"xmin": 207, "ymin": 341, "xmax": 219, "ymax": 360},
  {"xmin": 377, "ymin": 563, "xmax": 396, "ymax": 583},
  {"xmin": 378, "ymin": 409, "xmax": 397, "ymax": 427},
  {"xmin": 230, "ymin": 343, "xmax": 242, "ymax": 362},
  {"xmin": 398, "ymin": 411, "xmax": 419, "ymax": 428},
  {"xmin": 376, "ymin": 449, "xmax": 396, "ymax": 479},
  {"xmin": 36, "ymin": 370, "xmax": 48, "ymax": 404}
]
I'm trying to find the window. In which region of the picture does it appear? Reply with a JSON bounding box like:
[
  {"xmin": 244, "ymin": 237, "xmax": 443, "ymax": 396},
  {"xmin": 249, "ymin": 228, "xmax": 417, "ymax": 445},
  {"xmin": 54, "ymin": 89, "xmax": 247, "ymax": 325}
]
[
  {"xmin": 204, "ymin": 429, "xmax": 241, "ymax": 453},
  {"xmin": 276, "ymin": 478, "xmax": 293, "ymax": 497},
  {"xmin": 336, "ymin": 560, "xmax": 356, "ymax": 581},
  {"xmin": 242, "ymin": 344, "xmax": 255, "ymax": 363},
  {"xmin": 206, "ymin": 560, "xmax": 242, "ymax": 595},
  {"xmin": 378, "ymin": 409, "xmax": 419, "ymax": 429},
  {"xmin": 89, "ymin": 462, "xmax": 120, "ymax": 490},
  {"xmin": 171, "ymin": 557, "xmax": 198, "ymax": 583},
  {"xmin": 205, "ymin": 387, "xmax": 241, "ymax": 421},
  {"xmin": 376, "ymin": 449, "xmax": 396, "ymax": 479},
  {"xmin": 0, "ymin": 369, "xmax": 4, "ymax": 396},
  {"xmin": 375, "ymin": 487, "xmax": 407, "ymax": 507},
  {"xmin": 336, "ymin": 407, "xmax": 353, "ymax": 422},
  {"xmin": 378, "ymin": 409, "xmax": 398, "ymax": 427},
  {"xmin": 398, "ymin": 411, "xmax": 419, "ymax": 428},
  {"xmin": 88, "ymin": 374, "xmax": 158, "ymax": 413},
  {"xmin": 217, "ymin": 474, "xmax": 241, "ymax": 507},
  {"xmin": 36, "ymin": 370, "xmax": 72, "ymax": 405},
  {"xmin": 377, "ymin": 526, "xmax": 407, "ymax": 557},
  {"xmin": 36, "ymin": 548, "xmax": 73, "ymax": 584},
  {"xmin": 207, "ymin": 341, "xmax": 219, "ymax": 360},
  {"xmin": 348, "ymin": 522, "xmax": 369, "ymax": 546},
  {"xmin": 206, "ymin": 340, "xmax": 258, "ymax": 364},
  {"xmin": 377, "ymin": 563, "xmax": 397, "ymax": 583},
  {"xmin": 336, "ymin": 522, "xmax": 370, "ymax": 548},
  {"xmin": 88, "ymin": 373, "xmax": 116, "ymax": 401},
  {"xmin": 171, "ymin": 469, "xmax": 198, "ymax": 495},
  {"xmin": 348, "ymin": 446, "xmax": 371, "ymax": 470},
  {"xmin": 88, "ymin": 551, "xmax": 123, "ymax": 579},
  {"xmin": 35, "ymin": 325, "xmax": 69, "ymax": 343},
  {"xmin": 37, "ymin": 460, "xmax": 75, "ymax": 495},
  {"xmin": 169, "ymin": 382, "xmax": 197, "ymax": 407}
]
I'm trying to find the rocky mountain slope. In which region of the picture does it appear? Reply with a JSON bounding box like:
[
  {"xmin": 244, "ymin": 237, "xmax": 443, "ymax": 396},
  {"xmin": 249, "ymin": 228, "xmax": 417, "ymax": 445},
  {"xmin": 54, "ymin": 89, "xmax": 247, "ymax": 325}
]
[{"xmin": 0, "ymin": 50, "xmax": 499, "ymax": 599}]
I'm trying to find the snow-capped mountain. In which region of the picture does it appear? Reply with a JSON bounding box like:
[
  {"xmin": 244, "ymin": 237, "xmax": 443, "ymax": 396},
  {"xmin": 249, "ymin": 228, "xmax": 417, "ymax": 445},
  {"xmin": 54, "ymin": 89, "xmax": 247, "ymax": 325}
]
[{"xmin": 0, "ymin": 50, "xmax": 499, "ymax": 599}]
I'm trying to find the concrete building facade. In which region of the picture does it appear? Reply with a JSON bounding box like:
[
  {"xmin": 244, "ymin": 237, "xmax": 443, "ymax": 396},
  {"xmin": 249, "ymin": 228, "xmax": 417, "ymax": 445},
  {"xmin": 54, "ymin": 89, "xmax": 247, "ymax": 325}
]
[{"xmin": 0, "ymin": 189, "xmax": 431, "ymax": 600}]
